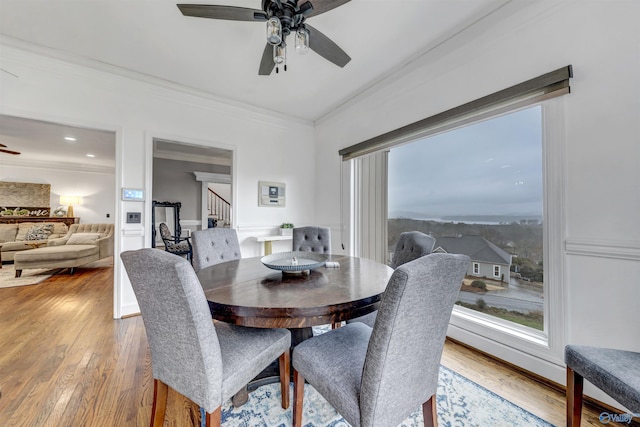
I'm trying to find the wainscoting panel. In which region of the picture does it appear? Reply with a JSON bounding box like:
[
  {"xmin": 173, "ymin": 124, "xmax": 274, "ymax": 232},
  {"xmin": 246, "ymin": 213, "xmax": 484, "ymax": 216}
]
[{"xmin": 565, "ymin": 238, "xmax": 640, "ymax": 261}]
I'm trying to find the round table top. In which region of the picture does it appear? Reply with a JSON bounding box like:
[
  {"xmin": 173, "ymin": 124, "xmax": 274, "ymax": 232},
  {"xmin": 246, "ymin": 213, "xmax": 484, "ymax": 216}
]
[{"xmin": 197, "ymin": 254, "xmax": 394, "ymax": 328}]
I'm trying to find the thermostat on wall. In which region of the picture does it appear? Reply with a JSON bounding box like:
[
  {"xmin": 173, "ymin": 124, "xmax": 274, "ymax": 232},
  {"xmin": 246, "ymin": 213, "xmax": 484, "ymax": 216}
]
[
  {"xmin": 258, "ymin": 181, "xmax": 286, "ymax": 207},
  {"xmin": 122, "ymin": 188, "xmax": 145, "ymax": 201}
]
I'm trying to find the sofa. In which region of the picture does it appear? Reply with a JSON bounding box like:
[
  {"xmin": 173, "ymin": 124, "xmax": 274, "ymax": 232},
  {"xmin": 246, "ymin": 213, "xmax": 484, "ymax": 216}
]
[
  {"xmin": 13, "ymin": 223, "xmax": 114, "ymax": 277},
  {"xmin": 0, "ymin": 222, "xmax": 69, "ymax": 262}
]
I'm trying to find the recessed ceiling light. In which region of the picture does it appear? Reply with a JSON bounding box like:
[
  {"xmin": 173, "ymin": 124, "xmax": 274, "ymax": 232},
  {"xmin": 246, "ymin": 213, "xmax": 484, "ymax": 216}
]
[
  {"xmin": 64, "ymin": 137, "xmax": 77, "ymax": 141},
  {"xmin": 86, "ymin": 154, "xmax": 95, "ymax": 158}
]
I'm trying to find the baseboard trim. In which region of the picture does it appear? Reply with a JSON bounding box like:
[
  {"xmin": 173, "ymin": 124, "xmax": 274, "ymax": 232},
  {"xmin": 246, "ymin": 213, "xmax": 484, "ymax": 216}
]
[{"xmin": 120, "ymin": 312, "xmax": 141, "ymax": 319}]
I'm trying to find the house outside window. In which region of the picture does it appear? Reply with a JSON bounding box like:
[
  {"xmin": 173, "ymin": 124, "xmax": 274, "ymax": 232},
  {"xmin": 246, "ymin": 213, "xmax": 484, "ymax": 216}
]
[
  {"xmin": 494, "ymin": 265, "xmax": 501, "ymax": 278},
  {"xmin": 473, "ymin": 262, "xmax": 480, "ymax": 275}
]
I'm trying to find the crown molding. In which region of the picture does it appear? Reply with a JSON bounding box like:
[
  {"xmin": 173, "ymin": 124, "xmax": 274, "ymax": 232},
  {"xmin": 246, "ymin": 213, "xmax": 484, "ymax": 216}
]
[
  {"xmin": 0, "ymin": 157, "xmax": 114, "ymax": 174},
  {"xmin": 154, "ymin": 149, "xmax": 232, "ymax": 167},
  {"xmin": 0, "ymin": 35, "xmax": 314, "ymax": 128}
]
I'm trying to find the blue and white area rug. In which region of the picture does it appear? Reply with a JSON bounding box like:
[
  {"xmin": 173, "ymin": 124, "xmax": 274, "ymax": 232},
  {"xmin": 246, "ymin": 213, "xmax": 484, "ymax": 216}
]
[{"xmin": 215, "ymin": 364, "xmax": 553, "ymax": 427}]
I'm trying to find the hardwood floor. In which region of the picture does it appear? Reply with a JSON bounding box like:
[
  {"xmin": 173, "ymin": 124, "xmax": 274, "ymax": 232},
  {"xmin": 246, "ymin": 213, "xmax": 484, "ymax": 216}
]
[{"xmin": 0, "ymin": 261, "xmax": 632, "ymax": 426}]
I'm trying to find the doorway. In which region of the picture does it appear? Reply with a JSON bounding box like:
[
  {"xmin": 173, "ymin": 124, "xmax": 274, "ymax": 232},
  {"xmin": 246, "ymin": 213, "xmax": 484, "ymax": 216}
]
[{"xmin": 151, "ymin": 138, "xmax": 234, "ymax": 242}]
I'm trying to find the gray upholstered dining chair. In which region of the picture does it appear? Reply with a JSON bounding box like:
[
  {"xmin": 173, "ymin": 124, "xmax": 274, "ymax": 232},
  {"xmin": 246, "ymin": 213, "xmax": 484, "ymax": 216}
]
[
  {"xmin": 190, "ymin": 227, "xmax": 241, "ymax": 272},
  {"xmin": 292, "ymin": 226, "xmax": 331, "ymax": 253},
  {"xmin": 292, "ymin": 253, "xmax": 469, "ymax": 427},
  {"xmin": 348, "ymin": 230, "xmax": 436, "ymax": 328},
  {"xmin": 390, "ymin": 231, "xmax": 436, "ymax": 269},
  {"xmin": 120, "ymin": 248, "xmax": 291, "ymax": 427},
  {"xmin": 565, "ymin": 345, "xmax": 640, "ymax": 427}
]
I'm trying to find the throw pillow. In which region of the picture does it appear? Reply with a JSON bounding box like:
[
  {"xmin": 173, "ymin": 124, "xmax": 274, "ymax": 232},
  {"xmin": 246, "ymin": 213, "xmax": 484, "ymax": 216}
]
[
  {"xmin": 67, "ymin": 233, "xmax": 102, "ymax": 245},
  {"xmin": 24, "ymin": 224, "xmax": 54, "ymax": 241},
  {"xmin": 0, "ymin": 224, "xmax": 18, "ymax": 243}
]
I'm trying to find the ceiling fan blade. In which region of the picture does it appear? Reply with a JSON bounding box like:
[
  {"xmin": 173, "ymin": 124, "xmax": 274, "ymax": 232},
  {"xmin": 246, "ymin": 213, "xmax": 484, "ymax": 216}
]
[
  {"xmin": 0, "ymin": 148, "xmax": 20, "ymax": 155},
  {"xmin": 258, "ymin": 43, "xmax": 276, "ymax": 75},
  {"xmin": 307, "ymin": 24, "xmax": 350, "ymax": 68},
  {"xmin": 305, "ymin": 0, "xmax": 351, "ymax": 17},
  {"xmin": 177, "ymin": 4, "xmax": 268, "ymax": 21}
]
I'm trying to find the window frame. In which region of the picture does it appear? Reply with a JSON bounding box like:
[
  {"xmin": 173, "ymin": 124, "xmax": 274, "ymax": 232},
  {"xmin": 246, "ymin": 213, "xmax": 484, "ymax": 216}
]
[
  {"xmin": 350, "ymin": 99, "xmax": 566, "ymax": 366},
  {"xmin": 446, "ymin": 97, "xmax": 566, "ymax": 365},
  {"xmin": 344, "ymin": 68, "xmax": 570, "ymax": 367}
]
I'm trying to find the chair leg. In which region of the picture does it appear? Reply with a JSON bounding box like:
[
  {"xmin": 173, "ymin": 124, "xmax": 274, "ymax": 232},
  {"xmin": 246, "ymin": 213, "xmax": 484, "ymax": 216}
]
[
  {"xmin": 566, "ymin": 367, "xmax": 584, "ymax": 427},
  {"xmin": 204, "ymin": 406, "xmax": 221, "ymax": 427},
  {"xmin": 422, "ymin": 394, "xmax": 438, "ymax": 427},
  {"xmin": 293, "ymin": 369, "xmax": 305, "ymax": 427},
  {"xmin": 150, "ymin": 379, "xmax": 168, "ymax": 427},
  {"xmin": 279, "ymin": 351, "xmax": 290, "ymax": 409}
]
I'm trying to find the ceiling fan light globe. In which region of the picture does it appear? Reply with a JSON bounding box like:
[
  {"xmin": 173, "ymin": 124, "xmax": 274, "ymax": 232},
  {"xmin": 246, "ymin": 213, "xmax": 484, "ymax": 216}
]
[
  {"xmin": 273, "ymin": 44, "xmax": 286, "ymax": 64},
  {"xmin": 266, "ymin": 17, "xmax": 282, "ymax": 45},
  {"xmin": 295, "ymin": 28, "xmax": 310, "ymax": 54}
]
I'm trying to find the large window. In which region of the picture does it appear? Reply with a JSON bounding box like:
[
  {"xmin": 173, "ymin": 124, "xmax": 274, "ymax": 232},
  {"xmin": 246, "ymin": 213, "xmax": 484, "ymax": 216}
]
[
  {"xmin": 388, "ymin": 106, "xmax": 545, "ymax": 332},
  {"xmin": 342, "ymin": 67, "xmax": 570, "ymax": 361}
]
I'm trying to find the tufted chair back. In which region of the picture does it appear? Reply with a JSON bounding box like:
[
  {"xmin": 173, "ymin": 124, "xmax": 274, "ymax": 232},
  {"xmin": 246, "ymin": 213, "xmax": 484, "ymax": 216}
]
[
  {"xmin": 347, "ymin": 231, "xmax": 436, "ymax": 328},
  {"xmin": 292, "ymin": 226, "xmax": 331, "ymax": 254},
  {"xmin": 191, "ymin": 228, "xmax": 241, "ymax": 272},
  {"xmin": 390, "ymin": 231, "xmax": 436, "ymax": 269}
]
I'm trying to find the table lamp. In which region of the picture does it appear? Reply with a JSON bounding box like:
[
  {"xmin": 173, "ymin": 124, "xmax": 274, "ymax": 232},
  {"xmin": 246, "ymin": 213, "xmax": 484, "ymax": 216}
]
[{"xmin": 59, "ymin": 195, "xmax": 80, "ymax": 218}]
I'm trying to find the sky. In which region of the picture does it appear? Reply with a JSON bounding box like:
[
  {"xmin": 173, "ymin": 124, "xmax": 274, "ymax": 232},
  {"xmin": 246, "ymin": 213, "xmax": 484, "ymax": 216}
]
[{"xmin": 388, "ymin": 105, "xmax": 543, "ymax": 219}]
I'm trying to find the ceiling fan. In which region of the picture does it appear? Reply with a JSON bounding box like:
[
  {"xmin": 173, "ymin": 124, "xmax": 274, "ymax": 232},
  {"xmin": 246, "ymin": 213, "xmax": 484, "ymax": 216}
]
[
  {"xmin": 177, "ymin": 0, "xmax": 352, "ymax": 75},
  {"xmin": 0, "ymin": 143, "xmax": 20, "ymax": 155}
]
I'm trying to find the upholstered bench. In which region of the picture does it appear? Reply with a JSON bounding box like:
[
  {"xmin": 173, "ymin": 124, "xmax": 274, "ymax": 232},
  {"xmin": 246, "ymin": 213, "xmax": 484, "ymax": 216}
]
[
  {"xmin": 565, "ymin": 345, "xmax": 640, "ymax": 426},
  {"xmin": 14, "ymin": 245, "xmax": 99, "ymax": 277}
]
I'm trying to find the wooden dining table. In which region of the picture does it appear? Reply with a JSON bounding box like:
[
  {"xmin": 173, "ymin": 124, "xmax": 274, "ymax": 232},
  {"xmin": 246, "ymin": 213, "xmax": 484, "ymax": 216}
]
[
  {"xmin": 197, "ymin": 254, "xmax": 393, "ymax": 333},
  {"xmin": 196, "ymin": 254, "xmax": 394, "ymax": 405}
]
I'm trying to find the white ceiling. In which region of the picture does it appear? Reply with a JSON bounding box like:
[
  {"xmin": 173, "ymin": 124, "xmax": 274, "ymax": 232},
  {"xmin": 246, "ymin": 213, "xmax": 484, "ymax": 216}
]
[
  {"xmin": 0, "ymin": 115, "xmax": 234, "ymax": 170},
  {"xmin": 0, "ymin": 0, "xmax": 508, "ymax": 166},
  {"xmin": 0, "ymin": 0, "xmax": 507, "ymax": 121},
  {"xmin": 0, "ymin": 115, "xmax": 117, "ymax": 170}
]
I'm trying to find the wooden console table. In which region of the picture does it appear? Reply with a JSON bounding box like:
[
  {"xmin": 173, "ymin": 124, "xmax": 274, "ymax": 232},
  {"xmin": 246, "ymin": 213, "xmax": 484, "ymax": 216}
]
[
  {"xmin": 0, "ymin": 217, "xmax": 79, "ymax": 227},
  {"xmin": 254, "ymin": 234, "xmax": 293, "ymax": 255}
]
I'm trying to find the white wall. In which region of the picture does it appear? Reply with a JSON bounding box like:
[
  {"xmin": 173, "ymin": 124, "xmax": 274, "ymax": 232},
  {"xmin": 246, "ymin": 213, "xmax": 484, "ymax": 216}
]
[
  {"xmin": 0, "ymin": 165, "xmax": 115, "ymax": 224},
  {"xmin": 314, "ymin": 0, "xmax": 640, "ymax": 406},
  {"xmin": 1, "ymin": 39, "xmax": 317, "ymax": 318}
]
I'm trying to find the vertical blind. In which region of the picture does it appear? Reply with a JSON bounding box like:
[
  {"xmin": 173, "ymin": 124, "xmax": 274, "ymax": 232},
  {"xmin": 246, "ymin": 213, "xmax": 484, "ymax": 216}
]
[{"xmin": 352, "ymin": 151, "xmax": 388, "ymax": 263}]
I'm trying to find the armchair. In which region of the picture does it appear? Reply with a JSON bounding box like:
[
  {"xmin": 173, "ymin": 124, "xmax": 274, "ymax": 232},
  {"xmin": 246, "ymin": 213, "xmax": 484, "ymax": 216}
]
[{"xmin": 159, "ymin": 222, "xmax": 192, "ymax": 262}]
